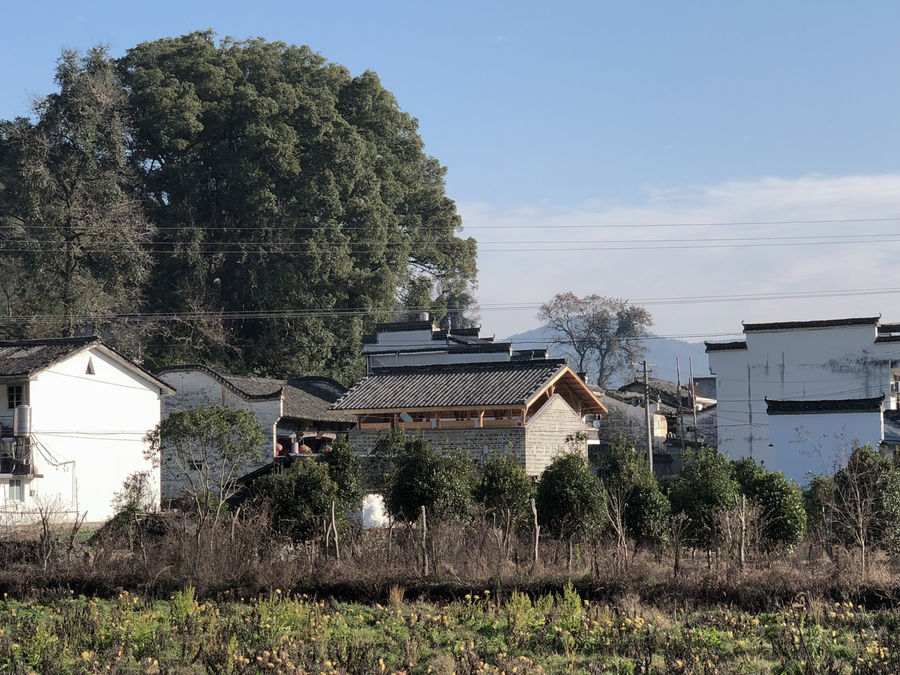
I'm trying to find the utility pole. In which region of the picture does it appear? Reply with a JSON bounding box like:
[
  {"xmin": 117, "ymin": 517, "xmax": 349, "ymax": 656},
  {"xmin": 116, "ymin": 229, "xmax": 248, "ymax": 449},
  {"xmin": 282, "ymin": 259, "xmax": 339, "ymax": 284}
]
[
  {"xmin": 643, "ymin": 360, "xmax": 653, "ymax": 474},
  {"xmin": 689, "ymin": 357, "xmax": 699, "ymax": 443},
  {"xmin": 676, "ymin": 358, "xmax": 685, "ymax": 450}
]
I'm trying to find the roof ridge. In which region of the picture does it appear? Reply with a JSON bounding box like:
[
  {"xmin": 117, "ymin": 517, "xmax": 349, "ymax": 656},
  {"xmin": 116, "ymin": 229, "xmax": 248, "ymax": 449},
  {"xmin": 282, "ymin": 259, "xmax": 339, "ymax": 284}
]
[
  {"xmin": 156, "ymin": 364, "xmax": 282, "ymax": 400},
  {"xmin": 0, "ymin": 335, "xmax": 99, "ymax": 347},
  {"xmin": 371, "ymin": 358, "xmax": 567, "ymax": 376},
  {"xmin": 743, "ymin": 316, "xmax": 880, "ymax": 332}
]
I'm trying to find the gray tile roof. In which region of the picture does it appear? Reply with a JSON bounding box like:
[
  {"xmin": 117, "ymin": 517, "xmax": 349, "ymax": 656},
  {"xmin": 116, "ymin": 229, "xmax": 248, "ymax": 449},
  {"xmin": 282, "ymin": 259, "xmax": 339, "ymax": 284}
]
[
  {"xmin": 743, "ymin": 316, "xmax": 880, "ymax": 332},
  {"xmin": 765, "ymin": 395, "xmax": 884, "ymax": 415},
  {"xmin": 221, "ymin": 373, "xmax": 355, "ymax": 423},
  {"xmin": 157, "ymin": 365, "xmax": 355, "ymax": 424},
  {"xmin": 0, "ymin": 337, "xmax": 98, "ymax": 377},
  {"xmin": 332, "ymin": 359, "xmax": 570, "ymax": 411}
]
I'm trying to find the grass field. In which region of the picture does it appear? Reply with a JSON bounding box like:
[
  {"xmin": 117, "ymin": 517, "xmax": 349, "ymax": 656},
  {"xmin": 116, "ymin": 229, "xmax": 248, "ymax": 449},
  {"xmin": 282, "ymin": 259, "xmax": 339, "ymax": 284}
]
[{"xmin": 1, "ymin": 584, "xmax": 899, "ymax": 673}]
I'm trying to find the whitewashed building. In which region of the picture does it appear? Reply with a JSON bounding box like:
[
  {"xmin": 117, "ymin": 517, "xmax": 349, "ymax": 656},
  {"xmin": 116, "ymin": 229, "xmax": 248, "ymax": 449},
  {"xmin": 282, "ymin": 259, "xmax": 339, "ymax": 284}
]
[
  {"xmin": 156, "ymin": 365, "xmax": 355, "ymax": 500},
  {"xmin": 706, "ymin": 316, "xmax": 900, "ymax": 483},
  {"xmin": 0, "ymin": 337, "xmax": 173, "ymax": 523}
]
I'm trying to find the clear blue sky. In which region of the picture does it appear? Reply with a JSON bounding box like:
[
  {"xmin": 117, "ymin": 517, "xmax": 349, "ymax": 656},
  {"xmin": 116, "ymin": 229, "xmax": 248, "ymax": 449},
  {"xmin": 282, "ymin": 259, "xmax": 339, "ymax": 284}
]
[{"xmin": 4, "ymin": 1, "xmax": 900, "ymax": 338}]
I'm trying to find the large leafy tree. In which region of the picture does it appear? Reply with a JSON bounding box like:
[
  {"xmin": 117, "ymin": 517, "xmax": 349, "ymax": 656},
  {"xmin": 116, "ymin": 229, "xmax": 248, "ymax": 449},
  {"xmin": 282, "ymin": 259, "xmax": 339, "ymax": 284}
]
[
  {"xmin": 0, "ymin": 48, "xmax": 153, "ymax": 343},
  {"xmin": 669, "ymin": 447, "xmax": 739, "ymax": 554},
  {"xmin": 537, "ymin": 293, "xmax": 652, "ymax": 387},
  {"xmin": 117, "ymin": 32, "xmax": 477, "ymax": 379}
]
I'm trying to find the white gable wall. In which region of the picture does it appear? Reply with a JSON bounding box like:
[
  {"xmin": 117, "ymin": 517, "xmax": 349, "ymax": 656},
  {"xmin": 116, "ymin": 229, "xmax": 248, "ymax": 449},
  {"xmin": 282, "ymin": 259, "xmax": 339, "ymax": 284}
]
[
  {"xmin": 157, "ymin": 370, "xmax": 281, "ymax": 500},
  {"xmin": 16, "ymin": 347, "xmax": 162, "ymax": 523},
  {"xmin": 768, "ymin": 410, "xmax": 883, "ymax": 482},
  {"xmin": 709, "ymin": 323, "xmax": 900, "ymax": 481}
]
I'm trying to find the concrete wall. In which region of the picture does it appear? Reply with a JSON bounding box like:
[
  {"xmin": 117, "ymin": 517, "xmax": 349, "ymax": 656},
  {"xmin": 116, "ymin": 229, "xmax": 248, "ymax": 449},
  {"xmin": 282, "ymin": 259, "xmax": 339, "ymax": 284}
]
[
  {"xmin": 768, "ymin": 410, "xmax": 883, "ymax": 482},
  {"xmin": 4, "ymin": 348, "xmax": 163, "ymax": 523},
  {"xmin": 709, "ymin": 324, "xmax": 900, "ymax": 476},
  {"xmin": 157, "ymin": 370, "xmax": 282, "ymax": 500}
]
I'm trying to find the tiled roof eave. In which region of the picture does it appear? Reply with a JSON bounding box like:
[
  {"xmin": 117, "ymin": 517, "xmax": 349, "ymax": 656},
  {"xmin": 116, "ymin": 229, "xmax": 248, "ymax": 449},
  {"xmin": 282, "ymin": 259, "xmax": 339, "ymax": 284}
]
[{"xmin": 156, "ymin": 364, "xmax": 282, "ymax": 401}]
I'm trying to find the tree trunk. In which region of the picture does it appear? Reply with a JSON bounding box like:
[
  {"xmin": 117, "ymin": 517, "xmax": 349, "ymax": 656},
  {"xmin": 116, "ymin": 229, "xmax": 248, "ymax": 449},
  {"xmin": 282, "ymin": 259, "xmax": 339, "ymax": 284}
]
[
  {"xmin": 420, "ymin": 505, "xmax": 429, "ymax": 577},
  {"xmin": 531, "ymin": 498, "xmax": 541, "ymax": 571},
  {"xmin": 331, "ymin": 500, "xmax": 340, "ymax": 561}
]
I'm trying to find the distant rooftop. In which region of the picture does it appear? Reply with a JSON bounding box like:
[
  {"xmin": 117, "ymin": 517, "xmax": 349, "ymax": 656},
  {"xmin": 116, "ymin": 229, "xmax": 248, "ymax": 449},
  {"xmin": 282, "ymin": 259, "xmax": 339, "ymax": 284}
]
[
  {"xmin": 333, "ymin": 359, "xmax": 604, "ymax": 413},
  {"xmin": 742, "ymin": 316, "xmax": 880, "ymax": 332}
]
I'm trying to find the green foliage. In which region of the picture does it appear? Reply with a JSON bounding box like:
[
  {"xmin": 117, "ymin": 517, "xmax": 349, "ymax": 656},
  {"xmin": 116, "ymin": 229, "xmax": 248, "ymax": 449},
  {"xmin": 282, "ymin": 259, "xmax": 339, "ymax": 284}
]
[
  {"xmin": 475, "ymin": 451, "xmax": 534, "ymax": 521},
  {"xmin": 321, "ymin": 437, "xmax": 365, "ymax": 513},
  {"xmin": 0, "ymin": 47, "xmax": 152, "ymax": 344},
  {"xmin": 670, "ymin": 447, "xmax": 739, "ymax": 549},
  {"xmin": 380, "ymin": 433, "xmax": 476, "ymax": 522},
  {"xmin": 536, "ymin": 453, "xmax": 605, "ymax": 542},
  {"xmin": 113, "ymin": 31, "xmax": 477, "ymax": 378},
  {"xmin": 625, "ymin": 476, "xmax": 672, "ymax": 549},
  {"xmin": 803, "ymin": 473, "xmax": 835, "ymax": 538},
  {"xmin": 257, "ymin": 458, "xmax": 338, "ymax": 542},
  {"xmin": 3, "ymin": 592, "xmax": 897, "ymax": 672},
  {"xmin": 748, "ymin": 471, "xmax": 806, "ymax": 548},
  {"xmin": 595, "ymin": 439, "xmax": 670, "ymax": 548},
  {"xmin": 146, "ymin": 403, "xmax": 265, "ymax": 519}
]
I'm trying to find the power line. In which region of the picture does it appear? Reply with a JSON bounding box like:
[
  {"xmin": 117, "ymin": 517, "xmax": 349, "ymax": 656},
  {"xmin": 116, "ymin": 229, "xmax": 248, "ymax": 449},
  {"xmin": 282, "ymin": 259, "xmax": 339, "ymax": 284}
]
[
  {"xmin": 3, "ymin": 285, "xmax": 900, "ymax": 324},
  {"xmin": 6, "ymin": 235, "xmax": 900, "ymax": 254},
  {"xmin": 3, "ymin": 215, "xmax": 900, "ymax": 231}
]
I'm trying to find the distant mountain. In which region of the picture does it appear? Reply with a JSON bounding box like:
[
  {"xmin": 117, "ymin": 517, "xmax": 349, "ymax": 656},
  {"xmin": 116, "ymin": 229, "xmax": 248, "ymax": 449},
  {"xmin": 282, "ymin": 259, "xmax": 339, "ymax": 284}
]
[{"xmin": 506, "ymin": 325, "xmax": 710, "ymax": 388}]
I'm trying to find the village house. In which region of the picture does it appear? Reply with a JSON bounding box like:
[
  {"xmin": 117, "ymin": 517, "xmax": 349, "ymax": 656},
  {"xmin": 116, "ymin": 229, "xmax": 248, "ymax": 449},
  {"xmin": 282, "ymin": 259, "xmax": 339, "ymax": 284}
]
[
  {"xmin": 585, "ymin": 387, "xmax": 680, "ymax": 474},
  {"xmin": 332, "ymin": 359, "xmax": 606, "ymax": 476},
  {"xmin": 156, "ymin": 365, "xmax": 355, "ymax": 500},
  {"xmin": 706, "ymin": 316, "xmax": 900, "ymax": 483},
  {"xmin": 362, "ymin": 314, "xmax": 548, "ymax": 373},
  {"xmin": 0, "ymin": 336, "xmax": 172, "ymax": 523}
]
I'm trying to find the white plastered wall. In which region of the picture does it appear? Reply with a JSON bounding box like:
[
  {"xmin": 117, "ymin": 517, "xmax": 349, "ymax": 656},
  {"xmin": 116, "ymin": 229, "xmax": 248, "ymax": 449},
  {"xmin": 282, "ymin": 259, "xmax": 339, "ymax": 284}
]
[
  {"xmin": 157, "ymin": 370, "xmax": 281, "ymax": 500},
  {"xmin": 768, "ymin": 410, "xmax": 883, "ymax": 483},
  {"xmin": 709, "ymin": 324, "xmax": 900, "ymax": 479},
  {"xmin": 8, "ymin": 347, "xmax": 164, "ymax": 523}
]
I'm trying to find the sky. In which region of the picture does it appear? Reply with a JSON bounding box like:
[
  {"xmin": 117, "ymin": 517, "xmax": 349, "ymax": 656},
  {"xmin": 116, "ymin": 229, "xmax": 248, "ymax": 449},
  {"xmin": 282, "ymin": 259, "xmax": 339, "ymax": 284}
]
[{"xmin": 3, "ymin": 1, "xmax": 900, "ymax": 342}]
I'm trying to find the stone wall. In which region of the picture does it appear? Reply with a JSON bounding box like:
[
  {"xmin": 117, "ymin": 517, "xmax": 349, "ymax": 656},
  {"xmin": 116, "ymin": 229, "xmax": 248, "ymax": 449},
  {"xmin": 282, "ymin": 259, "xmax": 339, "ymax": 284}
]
[
  {"xmin": 350, "ymin": 427, "xmax": 527, "ymax": 469},
  {"xmin": 524, "ymin": 394, "xmax": 588, "ymax": 475},
  {"xmin": 349, "ymin": 393, "xmax": 590, "ymax": 482}
]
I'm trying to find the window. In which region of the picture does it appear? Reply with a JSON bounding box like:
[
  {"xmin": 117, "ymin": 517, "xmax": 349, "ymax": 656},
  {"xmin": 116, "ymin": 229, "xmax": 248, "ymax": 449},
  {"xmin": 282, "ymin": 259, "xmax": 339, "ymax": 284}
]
[
  {"xmin": 8, "ymin": 479, "xmax": 23, "ymax": 502},
  {"xmin": 7, "ymin": 385, "xmax": 23, "ymax": 410}
]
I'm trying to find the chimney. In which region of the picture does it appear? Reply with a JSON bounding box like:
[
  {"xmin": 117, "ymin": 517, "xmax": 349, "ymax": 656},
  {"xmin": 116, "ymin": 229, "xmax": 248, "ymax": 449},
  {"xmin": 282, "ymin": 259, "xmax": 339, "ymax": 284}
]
[{"xmin": 418, "ymin": 311, "xmax": 430, "ymax": 322}]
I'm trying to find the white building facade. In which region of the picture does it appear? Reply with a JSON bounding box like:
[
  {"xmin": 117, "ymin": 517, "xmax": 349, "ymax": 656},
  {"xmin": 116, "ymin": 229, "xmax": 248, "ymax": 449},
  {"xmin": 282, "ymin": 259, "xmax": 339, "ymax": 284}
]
[
  {"xmin": 156, "ymin": 366, "xmax": 354, "ymax": 501},
  {"xmin": 706, "ymin": 317, "xmax": 900, "ymax": 483},
  {"xmin": 0, "ymin": 337, "xmax": 172, "ymax": 523}
]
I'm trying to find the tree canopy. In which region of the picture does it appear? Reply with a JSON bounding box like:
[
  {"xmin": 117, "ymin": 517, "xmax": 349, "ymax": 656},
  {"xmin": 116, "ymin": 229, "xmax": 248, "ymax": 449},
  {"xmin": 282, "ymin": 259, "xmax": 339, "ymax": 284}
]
[
  {"xmin": 0, "ymin": 48, "xmax": 152, "ymax": 343},
  {"xmin": 1, "ymin": 34, "xmax": 478, "ymax": 380}
]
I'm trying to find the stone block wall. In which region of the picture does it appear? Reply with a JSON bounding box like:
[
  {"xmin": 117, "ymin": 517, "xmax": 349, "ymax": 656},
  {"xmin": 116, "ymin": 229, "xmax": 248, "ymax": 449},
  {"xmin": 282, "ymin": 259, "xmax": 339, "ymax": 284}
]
[
  {"xmin": 349, "ymin": 393, "xmax": 591, "ymax": 483},
  {"xmin": 524, "ymin": 394, "xmax": 589, "ymax": 475},
  {"xmin": 350, "ymin": 427, "xmax": 526, "ymax": 470}
]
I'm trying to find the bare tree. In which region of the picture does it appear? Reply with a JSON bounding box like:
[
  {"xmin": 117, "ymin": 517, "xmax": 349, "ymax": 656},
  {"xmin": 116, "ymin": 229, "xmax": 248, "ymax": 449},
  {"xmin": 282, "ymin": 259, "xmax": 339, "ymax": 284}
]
[
  {"xmin": 824, "ymin": 445, "xmax": 899, "ymax": 580},
  {"xmin": 538, "ymin": 293, "xmax": 652, "ymax": 386}
]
